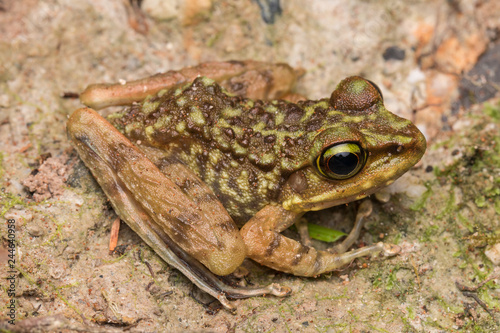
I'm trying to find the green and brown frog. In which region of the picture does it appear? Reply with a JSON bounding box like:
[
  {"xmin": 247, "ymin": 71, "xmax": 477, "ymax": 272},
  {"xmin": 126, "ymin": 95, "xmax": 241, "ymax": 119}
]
[{"xmin": 67, "ymin": 61, "xmax": 426, "ymax": 311}]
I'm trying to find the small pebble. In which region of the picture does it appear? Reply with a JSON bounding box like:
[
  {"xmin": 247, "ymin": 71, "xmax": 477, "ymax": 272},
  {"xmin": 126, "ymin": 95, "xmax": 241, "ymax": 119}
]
[{"xmin": 485, "ymin": 243, "xmax": 500, "ymax": 265}]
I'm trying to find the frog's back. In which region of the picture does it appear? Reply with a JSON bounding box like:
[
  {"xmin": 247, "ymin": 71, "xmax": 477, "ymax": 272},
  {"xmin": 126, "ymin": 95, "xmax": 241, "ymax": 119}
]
[{"xmin": 110, "ymin": 77, "xmax": 322, "ymax": 223}]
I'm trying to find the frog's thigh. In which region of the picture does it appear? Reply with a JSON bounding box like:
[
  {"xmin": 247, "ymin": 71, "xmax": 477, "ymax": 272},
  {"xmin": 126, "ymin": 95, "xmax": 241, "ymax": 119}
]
[
  {"xmin": 67, "ymin": 108, "xmax": 245, "ymax": 276},
  {"xmin": 240, "ymin": 205, "xmax": 400, "ymax": 277}
]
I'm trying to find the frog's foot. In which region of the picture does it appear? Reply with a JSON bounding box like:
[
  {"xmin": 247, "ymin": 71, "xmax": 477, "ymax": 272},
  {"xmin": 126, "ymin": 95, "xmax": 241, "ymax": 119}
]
[
  {"xmin": 67, "ymin": 108, "xmax": 290, "ymax": 312},
  {"xmin": 241, "ymin": 205, "xmax": 401, "ymax": 277},
  {"xmin": 379, "ymin": 243, "xmax": 401, "ymax": 257},
  {"xmin": 80, "ymin": 60, "xmax": 299, "ymax": 110},
  {"xmin": 328, "ymin": 200, "xmax": 372, "ymax": 254},
  {"xmin": 147, "ymin": 224, "xmax": 291, "ymax": 312}
]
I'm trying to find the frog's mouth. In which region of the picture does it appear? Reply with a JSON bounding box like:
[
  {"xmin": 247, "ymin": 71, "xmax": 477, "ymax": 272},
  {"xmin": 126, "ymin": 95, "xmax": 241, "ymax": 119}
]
[{"xmin": 298, "ymin": 176, "xmax": 395, "ymax": 212}]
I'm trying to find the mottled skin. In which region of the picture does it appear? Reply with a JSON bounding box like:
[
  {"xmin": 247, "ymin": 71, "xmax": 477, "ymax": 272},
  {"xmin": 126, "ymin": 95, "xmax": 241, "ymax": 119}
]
[{"xmin": 67, "ymin": 61, "xmax": 426, "ymax": 311}]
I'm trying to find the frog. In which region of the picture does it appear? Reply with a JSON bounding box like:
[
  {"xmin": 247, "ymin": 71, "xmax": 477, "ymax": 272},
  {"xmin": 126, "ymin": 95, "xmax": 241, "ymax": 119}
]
[{"xmin": 67, "ymin": 60, "xmax": 426, "ymax": 311}]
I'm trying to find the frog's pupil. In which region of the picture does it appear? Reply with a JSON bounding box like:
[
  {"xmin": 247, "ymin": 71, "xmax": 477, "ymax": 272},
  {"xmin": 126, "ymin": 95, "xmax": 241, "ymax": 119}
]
[{"xmin": 328, "ymin": 152, "xmax": 358, "ymax": 176}]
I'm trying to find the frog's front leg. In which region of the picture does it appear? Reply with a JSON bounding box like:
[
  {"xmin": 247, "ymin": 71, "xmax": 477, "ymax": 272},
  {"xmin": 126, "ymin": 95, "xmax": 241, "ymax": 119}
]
[
  {"xmin": 240, "ymin": 205, "xmax": 400, "ymax": 277},
  {"xmin": 327, "ymin": 200, "xmax": 373, "ymax": 254},
  {"xmin": 296, "ymin": 200, "xmax": 375, "ymax": 254},
  {"xmin": 67, "ymin": 108, "xmax": 290, "ymax": 311}
]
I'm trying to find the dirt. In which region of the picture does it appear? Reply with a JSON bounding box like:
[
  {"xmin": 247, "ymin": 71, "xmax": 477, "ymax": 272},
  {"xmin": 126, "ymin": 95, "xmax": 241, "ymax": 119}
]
[
  {"xmin": 1, "ymin": 0, "xmax": 500, "ymax": 332},
  {"xmin": 21, "ymin": 155, "xmax": 69, "ymax": 202}
]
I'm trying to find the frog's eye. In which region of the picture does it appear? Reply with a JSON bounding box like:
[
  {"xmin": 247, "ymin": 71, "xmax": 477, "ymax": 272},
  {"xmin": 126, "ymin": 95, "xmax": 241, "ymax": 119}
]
[
  {"xmin": 316, "ymin": 143, "xmax": 366, "ymax": 180},
  {"xmin": 366, "ymin": 79, "xmax": 383, "ymax": 101}
]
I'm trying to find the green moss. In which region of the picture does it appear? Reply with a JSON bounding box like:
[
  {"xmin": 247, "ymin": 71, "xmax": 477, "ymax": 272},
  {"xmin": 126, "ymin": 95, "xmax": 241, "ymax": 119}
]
[
  {"xmin": 410, "ymin": 182, "xmax": 433, "ymax": 211},
  {"xmin": 495, "ymin": 197, "xmax": 500, "ymax": 215},
  {"xmin": 406, "ymin": 306, "xmax": 416, "ymax": 320},
  {"xmin": 385, "ymin": 269, "xmax": 397, "ymax": 291},
  {"xmin": 435, "ymin": 294, "xmax": 462, "ymax": 314},
  {"xmin": 436, "ymin": 188, "xmax": 455, "ymax": 219},
  {"xmin": 483, "ymin": 101, "xmax": 500, "ymax": 121},
  {"xmin": 475, "ymin": 195, "xmax": 487, "ymax": 208},
  {"xmin": 372, "ymin": 272, "xmax": 383, "ymax": 288},
  {"xmin": 370, "ymin": 266, "xmax": 406, "ymax": 292},
  {"xmin": 0, "ymin": 192, "xmax": 28, "ymax": 217},
  {"xmin": 478, "ymin": 285, "xmax": 500, "ymax": 311},
  {"xmin": 457, "ymin": 213, "xmax": 474, "ymax": 233},
  {"xmin": 420, "ymin": 225, "xmax": 439, "ymax": 242},
  {"xmin": 392, "ymin": 232, "xmax": 402, "ymax": 245}
]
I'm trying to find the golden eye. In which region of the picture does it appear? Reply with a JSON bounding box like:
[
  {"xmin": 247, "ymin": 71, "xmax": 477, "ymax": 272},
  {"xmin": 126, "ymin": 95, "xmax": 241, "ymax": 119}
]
[{"xmin": 316, "ymin": 143, "xmax": 366, "ymax": 180}]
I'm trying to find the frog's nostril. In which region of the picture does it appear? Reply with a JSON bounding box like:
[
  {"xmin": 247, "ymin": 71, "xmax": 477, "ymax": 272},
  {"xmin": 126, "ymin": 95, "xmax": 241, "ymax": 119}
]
[{"xmin": 387, "ymin": 144, "xmax": 404, "ymax": 156}]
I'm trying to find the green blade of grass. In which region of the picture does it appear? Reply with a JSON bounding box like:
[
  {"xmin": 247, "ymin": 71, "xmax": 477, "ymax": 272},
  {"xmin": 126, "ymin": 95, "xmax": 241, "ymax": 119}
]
[{"xmin": 308, "ymin": 223, "xmax": 347, "ymax": 243}]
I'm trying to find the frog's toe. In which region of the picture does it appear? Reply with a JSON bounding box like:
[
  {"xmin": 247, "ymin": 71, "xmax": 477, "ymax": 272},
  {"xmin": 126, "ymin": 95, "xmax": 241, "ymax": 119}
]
[
  {"xmin": 220, "ymin": 282, "xmax": 291, "ymax": 299},
  {"xmin": 379, "ymin": 243, "xmax": 401, "ymax": 257},
  {"xmin": 267, "ymin": 283, "xmax": 292, "ymax": 297}
]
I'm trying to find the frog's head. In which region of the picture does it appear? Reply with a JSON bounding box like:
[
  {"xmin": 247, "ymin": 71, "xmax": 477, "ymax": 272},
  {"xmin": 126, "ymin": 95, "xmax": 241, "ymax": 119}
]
[{"xmin": 280, "ymin": 76, "xmax": 426, "ymax": 212}]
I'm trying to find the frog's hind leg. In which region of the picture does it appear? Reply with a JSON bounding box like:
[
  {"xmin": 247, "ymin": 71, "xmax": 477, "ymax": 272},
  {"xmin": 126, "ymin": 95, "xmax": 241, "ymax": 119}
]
[
  {"xmin": 240, "ymin": 205, "xmax": 400, "ymax": 277},
  {"xmin": 80, "ymin": 61, "xmax": 299, "ymax": 110},
  {"xmin": 67, "ymin": 108, "xmax": 290, "ymax": 311}
]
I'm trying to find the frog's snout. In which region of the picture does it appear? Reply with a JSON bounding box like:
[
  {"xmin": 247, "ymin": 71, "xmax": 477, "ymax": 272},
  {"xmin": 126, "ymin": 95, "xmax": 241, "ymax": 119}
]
[
  {"xmin": 406, "ymin": 123, "xmax": 427, "ymax": 163},
  {"xmin": 381, "ymin": 125, "xmax": 426, "ymax": 178},
  {"xmin": 415, "ymin": 130, "xmax": 427, "ymax": 159}
]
